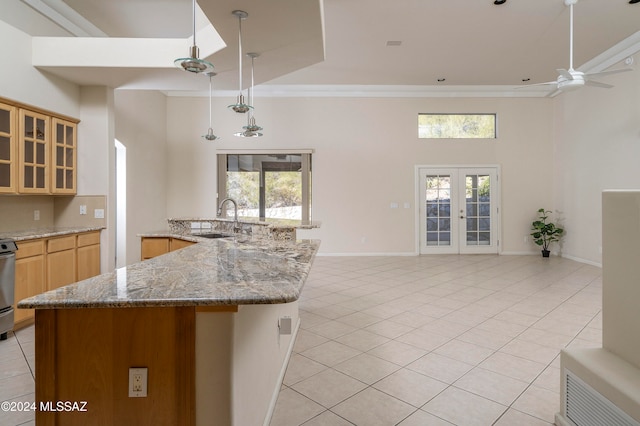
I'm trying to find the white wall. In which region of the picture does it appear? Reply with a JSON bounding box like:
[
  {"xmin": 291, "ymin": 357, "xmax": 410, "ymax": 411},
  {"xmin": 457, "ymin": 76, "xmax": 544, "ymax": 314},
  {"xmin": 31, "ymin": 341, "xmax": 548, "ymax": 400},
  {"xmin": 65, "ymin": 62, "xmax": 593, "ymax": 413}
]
[
  {"xmin": 553, "ymin": 54, "xmax": 640, "ymax": 265},
  {"xmin": 0, "ymin": 20, "xmax": 79, "ymax": 117},
  {"xmin": 115, "ymin": 90, "xmax": 169, "ymax": 265},
  {"xmin": 166, "ymin": 95, "xmax": 555, "ymax": 255}
]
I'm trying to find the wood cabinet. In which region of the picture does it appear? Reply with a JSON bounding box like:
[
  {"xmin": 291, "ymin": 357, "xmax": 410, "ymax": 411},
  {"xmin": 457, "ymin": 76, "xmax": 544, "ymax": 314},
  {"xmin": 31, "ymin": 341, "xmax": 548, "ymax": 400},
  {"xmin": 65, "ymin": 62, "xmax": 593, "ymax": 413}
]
[
  {"xmin": 170, "ymin": 238, "xmax": 196, "ymax": 252},
  {"xmin": 77, "ymin": 231, "xmax": 101, "ymax": 280},
  {"xmin": 18, "ymin": 109, "xmax": 50, "ymax": 193},
  {"xmin": 51, "ymin": 117, "xmax": 76, "ymax": 194},
  {"xmin": 0, "ymin": 96, "xmax": 79, "ymax": 195},
  {"xmin": 141, "ymin": 237, "xmax": 170, "ymax": 260},
  {"xmin": 47, "ymin": 235, "xmax": 76, "ymax": 291},
  {"xmin": 14, "ymin": 231, "xmax": 101, "ymax": 328},
  {"xmin": 141, "ymin": 237, "xmax": 196, "ymax": 260},
  {"xmin": 0, "ymin": 102, "xmax": 16, "ymax": 193},
  {"xmin": 14, "ymin": 240, "xmax": 45, "ymax": 326}
]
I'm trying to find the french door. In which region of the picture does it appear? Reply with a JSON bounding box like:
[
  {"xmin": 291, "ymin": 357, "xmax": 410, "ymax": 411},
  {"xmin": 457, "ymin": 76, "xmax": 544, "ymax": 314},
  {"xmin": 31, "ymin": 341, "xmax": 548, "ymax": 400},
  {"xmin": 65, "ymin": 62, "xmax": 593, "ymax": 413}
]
[{"xmin": 418, "ymin": 167, "xmax": 499, "ymax": 254}]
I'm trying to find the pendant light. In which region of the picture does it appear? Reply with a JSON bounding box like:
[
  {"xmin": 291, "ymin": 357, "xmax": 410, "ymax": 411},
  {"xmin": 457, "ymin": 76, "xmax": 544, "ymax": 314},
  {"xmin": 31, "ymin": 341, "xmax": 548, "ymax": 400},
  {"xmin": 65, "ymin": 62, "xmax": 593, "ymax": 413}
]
[
  {"xmin": 228, "ymin": 10, "xmax": 251, "ymax": 113},
  {"xmin": 174, "ymin": 0, "xmax": 215, "ymax": 74},
  {"xmin": 235, "ymin": 52, "xmax": 263, "ymax": 137},
  {"xmin": 202, "ymin": 72, "xmax": 219, "ymax": 141}
]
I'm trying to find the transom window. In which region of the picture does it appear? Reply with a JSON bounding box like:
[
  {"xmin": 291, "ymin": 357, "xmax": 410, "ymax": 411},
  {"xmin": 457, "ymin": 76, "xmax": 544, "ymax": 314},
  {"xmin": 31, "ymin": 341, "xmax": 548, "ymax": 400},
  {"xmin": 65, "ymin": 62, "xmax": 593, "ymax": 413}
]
[{"xmin": 418, "ymin": 113, "xmax": 497, "ymax": 139}]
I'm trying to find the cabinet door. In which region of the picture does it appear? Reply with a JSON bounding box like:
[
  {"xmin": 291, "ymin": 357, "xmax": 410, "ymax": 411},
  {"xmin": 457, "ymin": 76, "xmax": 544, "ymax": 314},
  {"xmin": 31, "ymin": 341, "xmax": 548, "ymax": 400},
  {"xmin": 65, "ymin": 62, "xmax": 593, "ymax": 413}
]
[
  {"xmin": 77, "ymin": 244, "xmax": 100, "ymax": 281},
  {"xmin": 141, "ymin": 237, "xmax": 170, "ymax": 260},
  {"xmin": 47, "ymin": 249, "xmax": 76, "ymax": 291},
  {"xmin": 18, "ymin": 109, "xmax": 50, "ymax": 193},
  {"xmin": 0, "ymin": 102, "xmax": 16, "ymax": 193},
  {"xmin": 51, "ymin": 118, "xmax": 76, "ymax": 194},
  {"xmin": 15, "ymin": 255, "xmax": 45, "ymax": 324},
  {"xmin": 170, "ymin": 238, "xmax": 196, "ymax": 252}
]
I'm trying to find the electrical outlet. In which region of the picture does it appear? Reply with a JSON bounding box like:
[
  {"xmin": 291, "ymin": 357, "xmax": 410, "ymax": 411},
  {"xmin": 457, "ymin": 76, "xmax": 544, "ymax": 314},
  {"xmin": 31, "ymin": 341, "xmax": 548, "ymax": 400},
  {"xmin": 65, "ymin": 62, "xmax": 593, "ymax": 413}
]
[
  {"xmin": 128, "ymin": 367, "xmax": 148, "ymax": 397},
  {"xmin": 80, "ymin": 205, "xmax": 87, "ymax": 215},
  {"xmin": 94, "ymin": 208, "xmax": 105, "ymax": 219},
  {"xmin": 33, "ymin": 210, "xmax": 40, "ymax": 221}
]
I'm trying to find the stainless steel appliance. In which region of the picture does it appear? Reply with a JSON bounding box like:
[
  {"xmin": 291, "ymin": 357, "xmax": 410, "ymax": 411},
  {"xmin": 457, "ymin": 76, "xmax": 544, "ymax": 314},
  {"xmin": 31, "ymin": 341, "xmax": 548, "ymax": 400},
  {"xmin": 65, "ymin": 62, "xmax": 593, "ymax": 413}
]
[{"xmin": 0, "ymin": 238, "xmax": 18, "ymax": 340}]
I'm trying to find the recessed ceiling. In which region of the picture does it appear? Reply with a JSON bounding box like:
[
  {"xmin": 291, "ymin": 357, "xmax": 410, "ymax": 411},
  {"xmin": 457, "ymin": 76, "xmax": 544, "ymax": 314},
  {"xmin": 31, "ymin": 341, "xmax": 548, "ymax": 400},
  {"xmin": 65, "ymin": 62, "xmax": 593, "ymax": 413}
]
[{"xmin": 1, "ymin": 0, "xmax": 639, "ymax": 94}]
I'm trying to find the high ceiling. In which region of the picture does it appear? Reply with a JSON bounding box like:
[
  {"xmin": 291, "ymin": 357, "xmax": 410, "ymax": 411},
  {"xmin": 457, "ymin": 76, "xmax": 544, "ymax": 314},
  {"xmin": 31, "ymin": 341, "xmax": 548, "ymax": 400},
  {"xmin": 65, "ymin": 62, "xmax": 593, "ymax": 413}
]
[{"xmin": 2, "ymin": 0, "xmax": 639, "ymax": 95}]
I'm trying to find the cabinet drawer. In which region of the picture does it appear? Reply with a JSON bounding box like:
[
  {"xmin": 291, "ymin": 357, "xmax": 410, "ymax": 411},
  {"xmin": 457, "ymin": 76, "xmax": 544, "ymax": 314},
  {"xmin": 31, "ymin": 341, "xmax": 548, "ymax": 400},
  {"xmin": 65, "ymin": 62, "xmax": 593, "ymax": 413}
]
[
  {"xmin": 47, "ymin": 235, "xmax": 76, "ymax": 253},
  {"xmin": 77, "ymin": 231, "xmax": 100, "ymax": 247},
  {"xmin": 16, "ymin": 240, "xmax": 44, "ymax": 259}
]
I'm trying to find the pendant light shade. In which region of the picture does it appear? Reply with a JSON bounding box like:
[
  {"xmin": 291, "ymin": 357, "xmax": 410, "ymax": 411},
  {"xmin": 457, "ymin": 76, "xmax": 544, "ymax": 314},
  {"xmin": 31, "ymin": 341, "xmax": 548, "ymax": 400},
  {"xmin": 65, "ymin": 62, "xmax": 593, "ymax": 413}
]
[
  {"xmin": 228, "ymin": 10, "xmax": 252, "ymax": 114},
  {"xmin": 174, "ymin": 0, "xmax": 215, "ymax": 74},
  {"xmin": 235, "ymin": 52, "xmax": 263, "ymax": 137},
  {"xmin": 202, "ymin": 72, "xmax": 220, "ymax": 141}
]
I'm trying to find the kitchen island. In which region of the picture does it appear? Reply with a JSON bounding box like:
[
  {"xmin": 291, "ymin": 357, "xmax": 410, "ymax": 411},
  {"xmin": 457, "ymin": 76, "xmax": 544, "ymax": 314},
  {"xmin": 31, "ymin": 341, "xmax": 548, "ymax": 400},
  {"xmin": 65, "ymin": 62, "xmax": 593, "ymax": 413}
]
[{"xmin": 18, "ymin": 234, "xmax": 320, "ymax": 426}]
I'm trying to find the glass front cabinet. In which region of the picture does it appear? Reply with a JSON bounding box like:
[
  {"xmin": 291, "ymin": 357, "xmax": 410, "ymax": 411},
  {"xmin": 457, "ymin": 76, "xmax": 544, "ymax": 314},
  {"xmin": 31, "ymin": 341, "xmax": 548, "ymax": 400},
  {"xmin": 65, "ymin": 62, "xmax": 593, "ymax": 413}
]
[
  {"xmin": 51, "ymin": 118, "xmax": 76, "ymax": 194},
  {"xmin": 0, "ymin": 102, "xmax": 16, "ymax": 193},
  {"xmin": 0, "ymin": 97, "xmax": 78, "ymax": 195},
  {"xmin": 19, "ymin": 109, "xmax": 50, "ymax": 194}
]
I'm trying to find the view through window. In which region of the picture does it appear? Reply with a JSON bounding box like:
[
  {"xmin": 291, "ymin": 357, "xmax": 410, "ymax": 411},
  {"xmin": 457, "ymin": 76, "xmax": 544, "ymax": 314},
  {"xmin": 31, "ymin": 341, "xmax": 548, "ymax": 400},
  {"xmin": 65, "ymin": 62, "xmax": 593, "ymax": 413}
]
[
  {"xmin": 418, "ymin": 113, "xmax": 496, "ymax": 138},
  {"xmin": 217, "ymin": 152, "xmax": 312, "ymax": 224}
]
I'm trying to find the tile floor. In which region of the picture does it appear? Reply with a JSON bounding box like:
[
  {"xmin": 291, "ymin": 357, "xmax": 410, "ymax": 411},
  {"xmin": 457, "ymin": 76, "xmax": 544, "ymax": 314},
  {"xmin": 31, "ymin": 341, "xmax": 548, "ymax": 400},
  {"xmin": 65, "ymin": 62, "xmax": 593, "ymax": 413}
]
[
  {"xmin": 0, "ymin": 325, "xmax": 35, "ymax": 426},
  {"xmin": 0, "ymin": 254, "xmax": 602, "ymax": 426},
  {"xmin": 271, "ymin": 255, "xmax": 602, "ymax": 426}
]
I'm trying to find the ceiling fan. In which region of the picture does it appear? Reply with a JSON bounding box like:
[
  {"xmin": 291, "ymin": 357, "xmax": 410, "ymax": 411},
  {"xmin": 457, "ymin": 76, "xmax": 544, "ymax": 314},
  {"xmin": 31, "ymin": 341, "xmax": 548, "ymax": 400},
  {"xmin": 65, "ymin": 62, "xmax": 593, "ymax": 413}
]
[{"xmin": 525, "ymin": 0, "xmax": 632, "ymax": 92}]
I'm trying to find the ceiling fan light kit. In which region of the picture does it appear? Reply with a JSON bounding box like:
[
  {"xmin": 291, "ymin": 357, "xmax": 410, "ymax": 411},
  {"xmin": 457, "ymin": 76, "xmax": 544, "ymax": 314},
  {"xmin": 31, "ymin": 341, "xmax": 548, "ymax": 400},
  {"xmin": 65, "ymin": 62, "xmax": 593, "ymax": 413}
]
[{"xmin": 174, "ymin": 0, "xmax": 215, "ymax": 74}]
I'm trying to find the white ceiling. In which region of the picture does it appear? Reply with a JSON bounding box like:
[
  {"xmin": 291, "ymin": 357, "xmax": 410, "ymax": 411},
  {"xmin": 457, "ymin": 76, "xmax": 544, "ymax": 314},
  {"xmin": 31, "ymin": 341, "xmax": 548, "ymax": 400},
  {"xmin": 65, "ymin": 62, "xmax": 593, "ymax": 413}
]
[{"xmin": 2, "ymin": 0, "xmax": 640, "ymax": 96}]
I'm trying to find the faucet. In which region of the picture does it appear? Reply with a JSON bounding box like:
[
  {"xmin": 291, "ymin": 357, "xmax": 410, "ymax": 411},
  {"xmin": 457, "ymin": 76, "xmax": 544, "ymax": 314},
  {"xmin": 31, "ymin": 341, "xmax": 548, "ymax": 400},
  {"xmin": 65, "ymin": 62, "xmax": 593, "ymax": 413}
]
[{"xmin": 217, "ymin": 198, "xmax": 240, "ymax": 232}]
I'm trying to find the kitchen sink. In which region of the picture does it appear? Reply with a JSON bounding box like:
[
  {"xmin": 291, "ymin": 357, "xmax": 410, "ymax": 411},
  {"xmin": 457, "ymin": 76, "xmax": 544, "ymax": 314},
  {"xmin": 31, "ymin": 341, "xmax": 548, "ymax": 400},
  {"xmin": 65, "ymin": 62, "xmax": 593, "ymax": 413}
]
[{"xmin": 193, "ymin": 232, "xmax": 233, "ymax": 239}]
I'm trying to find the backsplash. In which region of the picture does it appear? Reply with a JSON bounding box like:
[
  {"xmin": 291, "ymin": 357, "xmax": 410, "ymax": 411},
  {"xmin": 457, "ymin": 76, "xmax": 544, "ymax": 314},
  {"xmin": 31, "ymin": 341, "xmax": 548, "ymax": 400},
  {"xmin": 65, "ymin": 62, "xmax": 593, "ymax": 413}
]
[{"xmin": 0, "ymin": 195, "xmax": 106, "ymax": 232}]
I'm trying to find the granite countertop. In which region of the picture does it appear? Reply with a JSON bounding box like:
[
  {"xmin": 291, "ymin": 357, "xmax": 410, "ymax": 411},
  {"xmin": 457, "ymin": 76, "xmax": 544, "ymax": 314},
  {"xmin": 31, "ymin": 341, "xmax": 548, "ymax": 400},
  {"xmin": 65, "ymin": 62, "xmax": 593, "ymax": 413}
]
[
  {"xmin": 0, "ymin": 226, "xmax": 104, "ymax": 241},
  {"xmin": 169, "ymin": 217, "xmax": 321, "ymax": 229},
  {"xmin": 18, "ymin": 234, "xmax": 320, "ymax": 310}
]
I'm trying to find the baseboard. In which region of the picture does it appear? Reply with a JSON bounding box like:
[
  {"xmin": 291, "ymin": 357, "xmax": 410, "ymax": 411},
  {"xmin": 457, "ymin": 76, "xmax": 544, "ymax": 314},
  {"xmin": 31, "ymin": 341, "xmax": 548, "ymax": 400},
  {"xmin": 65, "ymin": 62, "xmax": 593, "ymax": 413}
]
[
  {"xmin": 555, "ymin": 412, "xmax": 574, "ymax": 426},
  {"xmin": 560, "ymin": 253, "xmax": 602, "ymax": 268},
  {"xmin": 317, "ymin": 252, "xmax": 417, "ymax": 257},
  {"xmin": 263, "ymin": 317, "xmax": 301, "ymax": 426}
]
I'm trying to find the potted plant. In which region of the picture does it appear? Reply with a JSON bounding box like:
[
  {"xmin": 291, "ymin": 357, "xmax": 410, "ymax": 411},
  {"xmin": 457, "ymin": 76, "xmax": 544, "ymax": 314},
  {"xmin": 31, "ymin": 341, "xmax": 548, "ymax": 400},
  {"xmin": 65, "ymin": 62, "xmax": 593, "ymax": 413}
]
[{"xmin": 530, "ymin": 208, "xmax": 564, "ymax": 257}]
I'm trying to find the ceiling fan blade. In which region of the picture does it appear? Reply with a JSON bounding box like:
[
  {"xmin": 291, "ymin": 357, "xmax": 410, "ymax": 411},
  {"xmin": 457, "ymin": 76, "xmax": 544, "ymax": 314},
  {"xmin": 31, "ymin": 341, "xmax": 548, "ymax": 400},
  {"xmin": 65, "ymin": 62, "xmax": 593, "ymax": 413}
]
[
  {"xmin": 585, "ymin": 80, "xmax": 613, "ymax": 89},
  {"xmin": 585, "ymin": 68, "xmax": 633, "ymax": 79},
  {"xmin": 557, "ymin": 69, "xmax": 573, "ymax": 80}
]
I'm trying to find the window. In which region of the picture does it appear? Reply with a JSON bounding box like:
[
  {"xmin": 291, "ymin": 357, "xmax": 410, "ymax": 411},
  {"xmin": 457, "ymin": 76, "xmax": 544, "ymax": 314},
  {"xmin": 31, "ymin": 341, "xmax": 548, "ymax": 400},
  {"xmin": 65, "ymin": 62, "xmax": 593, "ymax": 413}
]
[
  {"xmin": 217, "ymin": 151, "xmax": 312, "ymax": 224},
  {"xmin": 418, "ymin": 113, "xmax": 496, "ymax": 139}
]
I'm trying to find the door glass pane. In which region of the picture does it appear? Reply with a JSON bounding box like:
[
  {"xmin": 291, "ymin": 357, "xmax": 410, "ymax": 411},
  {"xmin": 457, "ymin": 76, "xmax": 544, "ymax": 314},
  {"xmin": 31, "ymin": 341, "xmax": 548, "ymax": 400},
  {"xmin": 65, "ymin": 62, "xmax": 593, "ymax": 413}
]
[
  {"xmin": 66, "ymin": 126, "xmax": 74, "ymax": 146},
  {"xmin": 36, "ymin": 142, "xmax": 45, "ymax": 164},
  {"xmin": 24, "ymin": 141, "xmax": 33, "ymax": 163},
  {"xmin": 24, "ymin": 166, "xmax": 33, "ymax": 187},
  {"xmin": 465, "ymin": 174, "xmax": 491, "ymax": 246},
  {"xmin": 56, "ymin": 169, "xmax": 64, "ymax": 188},
  {"xmin": 0, "ymin": 109, "xmax": 10, "ymax": 133},
  {"xmin": 0, "ymin": 164, "xmax": 10, "ymax": 187},
  {"xmin": 65, "ymin": 170, "xmax": 73, "ymax": 189},
  {"xmin": 0, "ymin": 136, "xmax": 10, "ymax": 161},
  {"xmin": 36, "ymin": 119, "xmax": 45, "ymax": 140},
  {"xmin": 57, "ymin": 146, "xmax": 64, "ymax": 166},
  {"xmin": 36, "ymin": 167, "xmax": 45, "ymax": 188},
  {"xmin": 56, "ymin": 123, "xmax": 64, "ymax": 143},
  {"xmin": 425, "ymin": 174, "xmax": 451, "ymax": 246},
  {"xmin": 66, "ymin": 147, "xmax": 73, "ymax": 167}
]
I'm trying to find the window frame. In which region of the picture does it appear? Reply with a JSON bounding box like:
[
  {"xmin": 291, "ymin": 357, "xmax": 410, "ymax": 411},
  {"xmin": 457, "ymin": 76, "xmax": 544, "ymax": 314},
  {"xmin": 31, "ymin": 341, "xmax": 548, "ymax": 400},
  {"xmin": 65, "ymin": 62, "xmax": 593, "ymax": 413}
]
[
  {"xmin": 216, "ymin": 149, "xmax": 313, "ymax": 224},
  {"xmin": 418, "ymin": 113, "xmax": 497, "ymax": 139}
]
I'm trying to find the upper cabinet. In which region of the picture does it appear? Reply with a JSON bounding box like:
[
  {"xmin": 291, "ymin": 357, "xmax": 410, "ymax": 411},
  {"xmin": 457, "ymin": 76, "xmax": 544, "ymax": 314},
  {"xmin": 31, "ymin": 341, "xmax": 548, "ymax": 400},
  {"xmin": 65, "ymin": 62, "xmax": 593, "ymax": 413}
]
[
  {"xmin": 19, "ymin": 109, "xmax": 50, "ymax": 193},
  {"xmin": 0, "ymin": 102, "xmax": 16, "ymax": 193},
  {"xmin": 0, "ymin": 97, "xmax": 79, "ymax": 195},
  {"xmin": 51, "ymin": 118, "xmax": 76, "ymax": 194}
]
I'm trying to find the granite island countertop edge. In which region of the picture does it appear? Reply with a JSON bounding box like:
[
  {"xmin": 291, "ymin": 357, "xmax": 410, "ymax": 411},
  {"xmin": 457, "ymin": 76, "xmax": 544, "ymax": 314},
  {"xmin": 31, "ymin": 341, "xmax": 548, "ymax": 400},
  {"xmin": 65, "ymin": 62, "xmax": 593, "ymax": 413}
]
[{"xmin": 17, "ymin": 235, "xmax": 320, "ymax": 310}]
